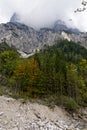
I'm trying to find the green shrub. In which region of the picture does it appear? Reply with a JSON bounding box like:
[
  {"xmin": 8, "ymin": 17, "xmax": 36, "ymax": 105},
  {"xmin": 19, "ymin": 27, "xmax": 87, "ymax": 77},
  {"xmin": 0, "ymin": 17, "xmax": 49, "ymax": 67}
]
[{"xmin": 62, "ymin": 96, "xmax": 79, "ymax": 112}]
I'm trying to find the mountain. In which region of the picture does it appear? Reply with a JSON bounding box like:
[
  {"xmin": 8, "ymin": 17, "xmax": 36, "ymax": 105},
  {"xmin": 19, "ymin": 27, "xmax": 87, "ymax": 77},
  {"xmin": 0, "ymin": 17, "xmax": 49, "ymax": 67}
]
[
  {"xmin": 10, "ymin": 13, "xmax": 20, "ymax": 23},
  {"xmin": 53, "ymin": 20, "xmax": 68, "ymax": 31},
  {"xmin": 53, "ymin": 20, "xmax": 80, "ymax": 34},
  {"xmin": 0, "ymin": 15, "xmax": 87, "ymax": 54},
  {"xmin": 0, "ymin": 22, "xmax": 40, "ymax": 53}
]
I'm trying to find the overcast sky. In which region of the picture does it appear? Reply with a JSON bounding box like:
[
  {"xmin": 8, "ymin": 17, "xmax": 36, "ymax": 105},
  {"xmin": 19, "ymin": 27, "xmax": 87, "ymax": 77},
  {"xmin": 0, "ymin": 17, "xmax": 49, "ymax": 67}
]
[{"xmin": 0, "ymin": 0, "xmax": 87, "ymax": 31}]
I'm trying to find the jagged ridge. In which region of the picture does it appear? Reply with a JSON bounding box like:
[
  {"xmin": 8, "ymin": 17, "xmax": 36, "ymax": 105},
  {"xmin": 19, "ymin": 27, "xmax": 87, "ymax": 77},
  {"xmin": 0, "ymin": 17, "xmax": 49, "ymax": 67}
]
[{"xmin": 0, "ymin": 18, "xmax": 87, "ymax": 53}]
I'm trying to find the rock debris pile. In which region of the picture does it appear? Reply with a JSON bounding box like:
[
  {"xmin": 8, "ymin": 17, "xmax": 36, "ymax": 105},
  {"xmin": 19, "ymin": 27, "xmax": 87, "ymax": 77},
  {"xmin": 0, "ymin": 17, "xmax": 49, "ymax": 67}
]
[{"xmin": 0, "ymin": 96, "xmax": 87, "ymax": 130}]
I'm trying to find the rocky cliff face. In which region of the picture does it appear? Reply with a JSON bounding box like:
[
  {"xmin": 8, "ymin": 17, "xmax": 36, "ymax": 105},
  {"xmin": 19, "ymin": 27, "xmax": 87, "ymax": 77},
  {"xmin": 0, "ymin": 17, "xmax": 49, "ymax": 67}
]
[{"xmin": 0, "ymin": 19, "xmax": 87, "ymax": 53}]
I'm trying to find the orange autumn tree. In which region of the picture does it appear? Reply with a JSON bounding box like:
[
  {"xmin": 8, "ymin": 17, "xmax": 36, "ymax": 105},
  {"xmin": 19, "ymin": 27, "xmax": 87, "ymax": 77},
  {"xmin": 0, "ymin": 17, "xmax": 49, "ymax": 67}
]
[{"xmin": 14, "ymin": 58, "xmax": 40, "ymax": 93}]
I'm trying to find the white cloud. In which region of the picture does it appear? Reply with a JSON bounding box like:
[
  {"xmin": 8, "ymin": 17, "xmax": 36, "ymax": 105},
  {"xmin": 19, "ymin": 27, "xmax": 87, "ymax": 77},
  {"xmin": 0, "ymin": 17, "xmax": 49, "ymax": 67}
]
[{"xmin": 0, "ymin": 0, "xmax": 87, "ymax": 31}]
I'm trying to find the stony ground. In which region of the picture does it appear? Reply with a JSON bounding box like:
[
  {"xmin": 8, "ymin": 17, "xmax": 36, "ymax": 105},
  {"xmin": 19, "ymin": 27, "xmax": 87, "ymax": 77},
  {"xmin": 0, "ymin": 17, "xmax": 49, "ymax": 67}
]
[{"xmin": 0, "ymin": 96, "xmax": 87, "ymax": 130}]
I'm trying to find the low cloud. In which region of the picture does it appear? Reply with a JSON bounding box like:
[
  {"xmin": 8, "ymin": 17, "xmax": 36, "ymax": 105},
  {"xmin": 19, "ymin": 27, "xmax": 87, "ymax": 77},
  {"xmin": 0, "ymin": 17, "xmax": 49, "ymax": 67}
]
[{"xmin": 0, "ymin": 0, "xmax": 87, "ymax": 31}]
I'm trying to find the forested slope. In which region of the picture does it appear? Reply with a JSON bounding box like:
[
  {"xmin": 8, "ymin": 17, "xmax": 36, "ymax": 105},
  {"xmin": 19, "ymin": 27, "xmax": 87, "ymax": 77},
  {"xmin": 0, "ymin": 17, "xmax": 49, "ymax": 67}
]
[{"xmin": 0, "ymin": 40, "xmax": 87, "ymax": 111}]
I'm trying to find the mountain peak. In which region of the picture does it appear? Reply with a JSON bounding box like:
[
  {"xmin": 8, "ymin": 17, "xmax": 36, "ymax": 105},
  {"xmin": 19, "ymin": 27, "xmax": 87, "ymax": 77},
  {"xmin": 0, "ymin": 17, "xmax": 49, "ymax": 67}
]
[
  {"xmin": 53, "ymin": 20, "xmax": 68, "ymax": 32},
  {"xmin": 54, "ymin": 20, "xmax": 66, "ymax": 26},
  {"xmin": 10, "ymin": 13, "xmax": 20, "ymax": 23},
  {"xmin": 9, "ymin": 13, "xmax": 80, "ymax": 34}
]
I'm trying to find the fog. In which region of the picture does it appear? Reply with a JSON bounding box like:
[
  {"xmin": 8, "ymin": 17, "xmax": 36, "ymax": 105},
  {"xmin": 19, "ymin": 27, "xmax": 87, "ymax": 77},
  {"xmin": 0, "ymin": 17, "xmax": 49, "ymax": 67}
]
[{"xmin": 0, "ymin": 0, "xmax": 87, "ymax": 31}]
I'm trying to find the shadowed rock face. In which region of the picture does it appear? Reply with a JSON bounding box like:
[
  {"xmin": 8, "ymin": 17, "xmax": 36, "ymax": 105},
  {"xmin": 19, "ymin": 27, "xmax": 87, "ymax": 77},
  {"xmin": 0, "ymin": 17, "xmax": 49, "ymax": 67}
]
[{"xmin": 0, "ymin": 16, "xmax": 87, "ymax": 53}]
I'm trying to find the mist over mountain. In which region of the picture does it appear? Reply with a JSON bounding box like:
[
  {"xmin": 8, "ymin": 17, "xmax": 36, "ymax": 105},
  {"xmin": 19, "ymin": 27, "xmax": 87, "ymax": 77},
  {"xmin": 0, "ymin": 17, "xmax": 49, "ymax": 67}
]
[
  {"xmin": 10, "ymin": 13, "xmax": 80, "ymax": 35},
  {"xmin": 10, "ymin": 13, "xmax": 80, "ymax": 32},
  {"xmin": 0, "ymin": 0, "xmax": 87, "ymax": 31},
  {"xmin": 0, "ymin": 15, "xmax": 87, "ymax": 55},
  {"xmin": 0, "ymin": 11, "xmax": 87, "ymax": 56}
]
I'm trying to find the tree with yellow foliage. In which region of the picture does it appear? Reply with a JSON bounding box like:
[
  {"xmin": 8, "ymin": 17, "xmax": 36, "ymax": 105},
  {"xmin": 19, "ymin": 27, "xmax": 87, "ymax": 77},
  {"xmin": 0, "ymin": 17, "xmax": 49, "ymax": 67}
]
[{"xmin": 14, "ymin": 58, "xmax": 40, "ymax": 94}]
